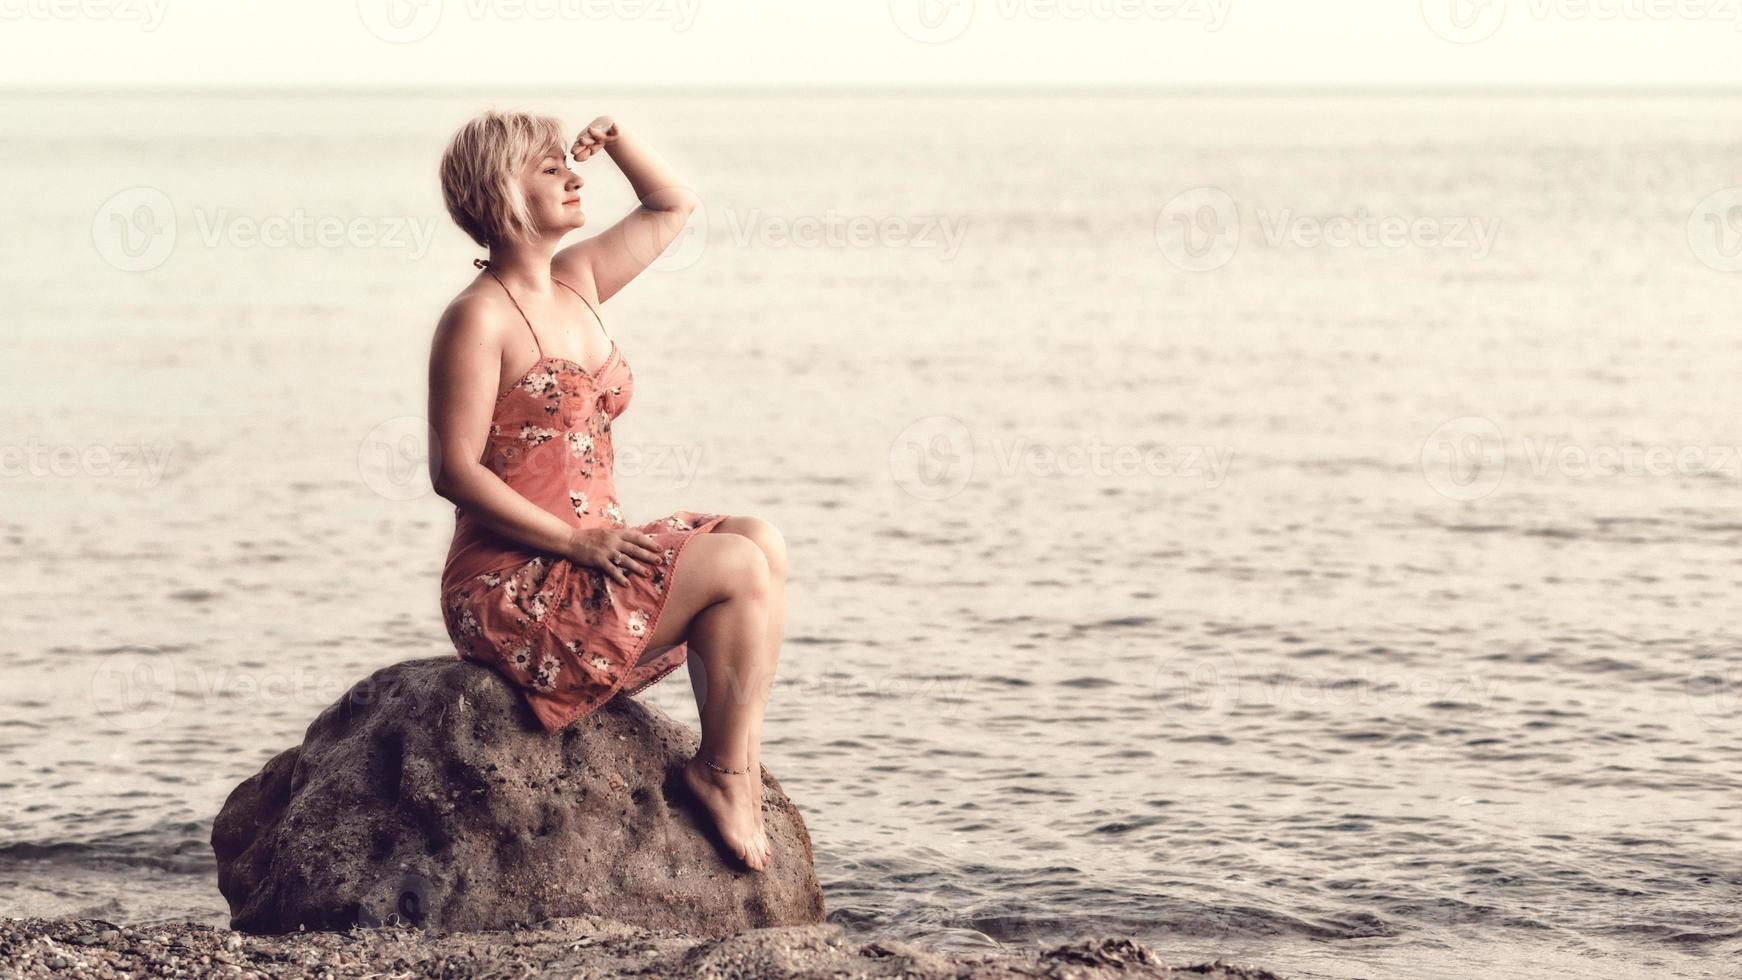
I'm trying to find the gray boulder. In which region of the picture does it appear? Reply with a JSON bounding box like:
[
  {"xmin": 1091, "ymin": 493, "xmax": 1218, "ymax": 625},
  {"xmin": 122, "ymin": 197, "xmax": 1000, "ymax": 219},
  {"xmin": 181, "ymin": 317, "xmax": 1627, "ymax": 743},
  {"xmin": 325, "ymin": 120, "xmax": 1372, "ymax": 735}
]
[{"xmin": 211, "ymin": 655, "xmax": 825, "ymax": 936}]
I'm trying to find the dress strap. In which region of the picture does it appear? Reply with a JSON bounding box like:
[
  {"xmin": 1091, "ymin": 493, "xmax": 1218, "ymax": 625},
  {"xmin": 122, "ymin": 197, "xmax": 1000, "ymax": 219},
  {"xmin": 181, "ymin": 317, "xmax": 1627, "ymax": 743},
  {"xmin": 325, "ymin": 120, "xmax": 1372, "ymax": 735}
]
[
  {"xmin": 482, "ymin": 267, "xmax": 544, "ymax": 360},
  {"xmin": 551, "ymin": 275, "xmax": 612, "ymax": 340}
]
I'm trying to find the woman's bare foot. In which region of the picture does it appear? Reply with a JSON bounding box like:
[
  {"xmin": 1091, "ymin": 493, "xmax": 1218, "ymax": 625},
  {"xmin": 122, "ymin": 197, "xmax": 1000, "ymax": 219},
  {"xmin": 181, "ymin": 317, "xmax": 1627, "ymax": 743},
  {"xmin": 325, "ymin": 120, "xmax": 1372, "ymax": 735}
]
[
  {"xmin": 680, "ymin": 756, "xmax": 771, "ymax": 871},
  {"xmin": 747, "ymin": 765, "xmax": 769, "ymax": 850},
  {"xmin": 747, "ymin": 755, "xmax": 766, "ymax": 830}
]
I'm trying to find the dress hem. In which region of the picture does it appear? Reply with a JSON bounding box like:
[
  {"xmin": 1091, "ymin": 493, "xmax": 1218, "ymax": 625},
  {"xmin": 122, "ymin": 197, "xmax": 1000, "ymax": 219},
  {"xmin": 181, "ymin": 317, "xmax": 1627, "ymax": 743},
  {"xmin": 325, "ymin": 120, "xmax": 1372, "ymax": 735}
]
[{"xmin": 514, "ymin": 511, "xmax": 733, "ymax": 734}]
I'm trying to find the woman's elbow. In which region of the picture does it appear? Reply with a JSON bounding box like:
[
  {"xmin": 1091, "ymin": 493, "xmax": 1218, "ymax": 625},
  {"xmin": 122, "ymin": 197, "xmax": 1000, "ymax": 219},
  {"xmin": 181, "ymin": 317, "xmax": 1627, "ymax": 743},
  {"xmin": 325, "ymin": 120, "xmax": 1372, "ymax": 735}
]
[{"xmin": 431, "ymin": 460, "xmax": 475, "ymax": 503}]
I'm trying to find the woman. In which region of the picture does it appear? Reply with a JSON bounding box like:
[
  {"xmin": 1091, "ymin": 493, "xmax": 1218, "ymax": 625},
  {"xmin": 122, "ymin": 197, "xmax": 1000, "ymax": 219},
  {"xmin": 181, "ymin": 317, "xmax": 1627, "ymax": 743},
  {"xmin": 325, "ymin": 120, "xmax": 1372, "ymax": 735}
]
[{"xmin": 429, "ymin": 109, "xmax": 785, "ymax": 872}]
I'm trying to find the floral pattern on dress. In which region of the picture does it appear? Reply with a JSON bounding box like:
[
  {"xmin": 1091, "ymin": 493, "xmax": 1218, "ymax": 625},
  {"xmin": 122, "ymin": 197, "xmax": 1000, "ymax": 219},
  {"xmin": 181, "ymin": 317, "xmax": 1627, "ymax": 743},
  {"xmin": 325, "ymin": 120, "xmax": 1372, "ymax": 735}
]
[
  {"xmin": 442, "ymin": 509, "xmax": 731, "ymax": 732},
  {"xmin": 437, "ymin": 308, "xmax": 733, "ymax": 732}
]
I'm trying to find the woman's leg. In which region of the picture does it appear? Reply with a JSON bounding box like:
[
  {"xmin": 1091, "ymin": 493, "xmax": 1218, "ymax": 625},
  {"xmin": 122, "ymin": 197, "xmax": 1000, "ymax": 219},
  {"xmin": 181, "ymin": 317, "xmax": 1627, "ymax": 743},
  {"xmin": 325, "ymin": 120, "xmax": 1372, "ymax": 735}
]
[
  {"xmin": 709, "ymin": 517, "xmax": 788, "ymax": 820},
  {"xmin": 638, "ymin": 532, "xmax": 775, "ymax": 869}
]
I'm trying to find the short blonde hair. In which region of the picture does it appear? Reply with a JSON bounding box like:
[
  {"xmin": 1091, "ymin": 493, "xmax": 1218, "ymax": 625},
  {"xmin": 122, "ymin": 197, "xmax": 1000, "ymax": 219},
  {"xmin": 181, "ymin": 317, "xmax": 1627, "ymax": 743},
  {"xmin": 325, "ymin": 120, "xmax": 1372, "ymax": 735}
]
[{"xmin": 439, "ymin": 109, "xmax": 567, "ymax": 249}]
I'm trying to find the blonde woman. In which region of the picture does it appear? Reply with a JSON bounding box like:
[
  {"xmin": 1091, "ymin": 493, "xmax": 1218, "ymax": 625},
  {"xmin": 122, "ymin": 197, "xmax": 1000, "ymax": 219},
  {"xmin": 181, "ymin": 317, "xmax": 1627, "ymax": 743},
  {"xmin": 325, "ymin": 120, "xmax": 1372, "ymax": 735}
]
[{"xmin": 430, "ymin": 110, "xmax": 785, "ymax": 872}]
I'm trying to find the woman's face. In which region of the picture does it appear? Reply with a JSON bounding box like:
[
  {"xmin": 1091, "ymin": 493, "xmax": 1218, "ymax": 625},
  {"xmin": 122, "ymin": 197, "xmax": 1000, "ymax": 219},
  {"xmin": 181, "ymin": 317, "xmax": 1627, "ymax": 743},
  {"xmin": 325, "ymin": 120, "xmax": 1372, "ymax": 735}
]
[{"xmin": 520, "ymin": 144, "xmax": 585, "ymax": 238}]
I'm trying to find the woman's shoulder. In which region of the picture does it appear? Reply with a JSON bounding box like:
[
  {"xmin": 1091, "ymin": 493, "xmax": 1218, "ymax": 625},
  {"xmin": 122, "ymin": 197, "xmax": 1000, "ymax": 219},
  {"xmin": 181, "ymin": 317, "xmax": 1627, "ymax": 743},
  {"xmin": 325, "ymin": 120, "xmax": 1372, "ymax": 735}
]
[{"xmin": 432, "ymin": 277, "xmax": 511, "ymax": 353}]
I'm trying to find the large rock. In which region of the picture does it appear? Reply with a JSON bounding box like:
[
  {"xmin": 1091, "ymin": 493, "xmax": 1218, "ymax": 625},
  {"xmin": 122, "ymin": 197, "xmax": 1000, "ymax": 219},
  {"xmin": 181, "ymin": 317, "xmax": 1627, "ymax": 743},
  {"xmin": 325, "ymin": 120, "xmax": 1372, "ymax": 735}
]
[{"xmin": 211, "ymin": 655, "xmax": 825, "ymax": 936}]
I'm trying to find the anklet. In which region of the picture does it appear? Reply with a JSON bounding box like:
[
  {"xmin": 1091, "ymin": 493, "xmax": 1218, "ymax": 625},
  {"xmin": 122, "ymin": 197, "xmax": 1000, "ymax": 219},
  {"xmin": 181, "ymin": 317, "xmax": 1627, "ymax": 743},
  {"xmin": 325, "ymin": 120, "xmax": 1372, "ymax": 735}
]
[{"xmin": 702, "ymin": 757, "xmax": 749, "ymax": 776}]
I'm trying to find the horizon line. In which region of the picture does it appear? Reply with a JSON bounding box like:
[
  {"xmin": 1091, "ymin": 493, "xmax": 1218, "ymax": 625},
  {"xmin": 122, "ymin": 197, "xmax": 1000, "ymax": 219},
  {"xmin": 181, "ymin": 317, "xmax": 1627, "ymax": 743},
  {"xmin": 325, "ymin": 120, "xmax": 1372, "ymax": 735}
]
[{"xmin": 6, "ymin": 83, "xmax": 1742, "ymax": 99}]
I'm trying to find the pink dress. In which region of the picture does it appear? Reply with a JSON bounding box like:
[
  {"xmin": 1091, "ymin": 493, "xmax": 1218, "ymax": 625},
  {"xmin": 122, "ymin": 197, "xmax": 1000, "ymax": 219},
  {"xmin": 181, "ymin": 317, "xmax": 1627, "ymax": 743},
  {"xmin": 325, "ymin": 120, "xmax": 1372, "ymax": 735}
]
[{"xmin": 439, "ymin": 270, "xmax": 729, "ymax": 733}]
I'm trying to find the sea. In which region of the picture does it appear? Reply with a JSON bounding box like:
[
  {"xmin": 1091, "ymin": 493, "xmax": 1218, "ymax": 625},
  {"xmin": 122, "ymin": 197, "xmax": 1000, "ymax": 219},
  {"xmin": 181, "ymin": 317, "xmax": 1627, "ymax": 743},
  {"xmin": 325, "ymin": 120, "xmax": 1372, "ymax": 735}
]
[{"xmin": 0, "ymin": 91, "xmax": 1738, "ymax": 979}]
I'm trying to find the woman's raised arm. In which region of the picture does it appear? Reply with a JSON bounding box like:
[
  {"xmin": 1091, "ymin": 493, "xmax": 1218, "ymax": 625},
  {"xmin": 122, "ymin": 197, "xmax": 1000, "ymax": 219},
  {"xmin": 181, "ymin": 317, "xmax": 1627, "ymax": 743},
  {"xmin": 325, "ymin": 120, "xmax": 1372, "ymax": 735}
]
[{"xmin": 552, "ymin": 116, "xmax": 700, "ymax": 304}]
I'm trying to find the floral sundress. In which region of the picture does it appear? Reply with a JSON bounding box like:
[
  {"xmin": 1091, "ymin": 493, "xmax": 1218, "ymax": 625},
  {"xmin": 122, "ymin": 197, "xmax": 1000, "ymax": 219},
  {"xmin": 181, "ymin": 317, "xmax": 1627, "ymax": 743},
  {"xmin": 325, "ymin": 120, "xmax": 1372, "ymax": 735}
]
[{"xmin": 439, "ymin": 271, "xmax": 729, "ymax": 733}]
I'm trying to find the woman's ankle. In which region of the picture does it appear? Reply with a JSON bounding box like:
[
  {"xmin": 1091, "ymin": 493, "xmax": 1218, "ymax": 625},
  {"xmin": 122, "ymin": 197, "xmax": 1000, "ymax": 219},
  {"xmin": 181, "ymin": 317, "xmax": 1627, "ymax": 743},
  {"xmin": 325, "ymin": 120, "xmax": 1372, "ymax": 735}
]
[{"xmin": 689, "ymin": 751, "xmax": 750, "ymax": 784}]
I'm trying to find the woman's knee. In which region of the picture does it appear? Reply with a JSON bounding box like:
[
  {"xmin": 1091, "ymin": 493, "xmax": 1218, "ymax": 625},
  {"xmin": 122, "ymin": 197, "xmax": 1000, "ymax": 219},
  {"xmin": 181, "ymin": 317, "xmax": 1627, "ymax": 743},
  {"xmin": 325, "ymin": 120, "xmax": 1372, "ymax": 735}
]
[
  {"xmin": 717, "ymin": 516, "xmax": 787, "ymax": 581},
  {"xmin": 675, "ymin": 531, "xmax": 770, "ymax": 605},
  {"xmin": 717, "ymin": 532, "xmax": 773, "ymax": 599}
]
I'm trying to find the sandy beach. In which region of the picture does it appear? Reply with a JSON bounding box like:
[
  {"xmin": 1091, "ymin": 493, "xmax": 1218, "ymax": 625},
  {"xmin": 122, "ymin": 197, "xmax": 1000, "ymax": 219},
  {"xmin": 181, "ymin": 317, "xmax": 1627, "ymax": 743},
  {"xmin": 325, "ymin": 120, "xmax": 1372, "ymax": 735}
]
[{"xmin": 0, "ymin": 915, "xmax": 1286, "ymax": 979}]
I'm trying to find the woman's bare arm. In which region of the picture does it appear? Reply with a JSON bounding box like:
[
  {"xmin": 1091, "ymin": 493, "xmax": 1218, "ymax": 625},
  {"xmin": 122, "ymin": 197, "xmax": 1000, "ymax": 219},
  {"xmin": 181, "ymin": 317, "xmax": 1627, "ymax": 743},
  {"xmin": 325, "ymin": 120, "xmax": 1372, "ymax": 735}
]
[
  {"xmin": 427, "ymin": 296, "xmax": 586, "ymax": 560},
  {"xmin": 552, "ymin": 116, "xmax": 699, "ymax": 304}
]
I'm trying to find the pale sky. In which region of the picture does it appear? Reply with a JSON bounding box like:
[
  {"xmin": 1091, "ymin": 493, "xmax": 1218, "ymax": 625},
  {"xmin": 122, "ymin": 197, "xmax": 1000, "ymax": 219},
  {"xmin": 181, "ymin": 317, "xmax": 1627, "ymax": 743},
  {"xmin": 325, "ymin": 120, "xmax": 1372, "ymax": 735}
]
[{"xmin": 2, "ymin": 0, "xmax": 1740, "ymax": 90}]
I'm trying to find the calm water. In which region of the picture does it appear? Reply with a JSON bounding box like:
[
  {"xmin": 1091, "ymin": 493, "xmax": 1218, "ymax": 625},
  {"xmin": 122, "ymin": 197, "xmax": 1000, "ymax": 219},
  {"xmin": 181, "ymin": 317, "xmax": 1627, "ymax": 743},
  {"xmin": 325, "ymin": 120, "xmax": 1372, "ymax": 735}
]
[{"xmin": 1, "ymin": 92, "xmax": 1738, "ymax": 980}]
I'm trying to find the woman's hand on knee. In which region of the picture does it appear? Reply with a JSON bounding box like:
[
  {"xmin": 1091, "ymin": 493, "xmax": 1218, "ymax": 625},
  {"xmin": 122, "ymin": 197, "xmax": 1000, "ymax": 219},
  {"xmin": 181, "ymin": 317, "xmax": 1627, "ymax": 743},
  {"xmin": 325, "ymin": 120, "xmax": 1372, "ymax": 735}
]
[{"xmin": 565, "ymin": 527, "xmax": 663, "ymax": 586}]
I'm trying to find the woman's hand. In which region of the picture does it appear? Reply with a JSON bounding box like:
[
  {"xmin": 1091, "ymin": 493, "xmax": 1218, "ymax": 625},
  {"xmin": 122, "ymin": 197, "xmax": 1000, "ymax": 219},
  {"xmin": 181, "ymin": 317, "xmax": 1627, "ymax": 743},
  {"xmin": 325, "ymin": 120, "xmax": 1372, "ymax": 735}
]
[
  {"xmin": 567, "ymin": 525, "xmax": 662, "ymax": 586},
  {"xmin": 570, "ymin": 116, "xmax": 621, "ymax": 163}
]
